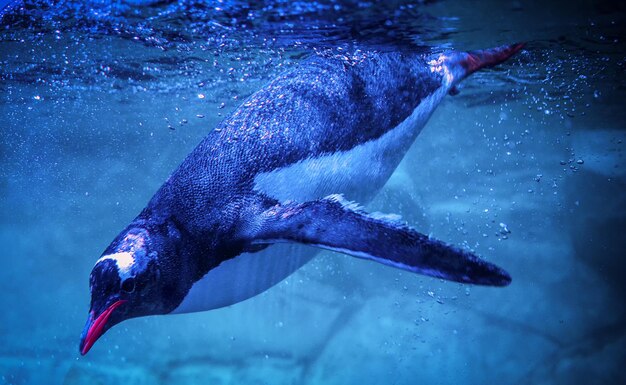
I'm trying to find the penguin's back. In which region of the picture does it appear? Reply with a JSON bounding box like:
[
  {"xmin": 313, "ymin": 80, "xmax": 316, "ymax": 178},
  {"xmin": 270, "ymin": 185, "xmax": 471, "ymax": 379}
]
[{"xmin": 151, "ymin": 51, "xmax": 443, "ymax": 232}]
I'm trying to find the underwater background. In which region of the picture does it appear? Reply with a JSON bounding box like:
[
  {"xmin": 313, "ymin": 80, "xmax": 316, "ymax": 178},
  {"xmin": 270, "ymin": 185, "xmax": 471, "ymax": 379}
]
[{"xmin": 1, "ymin": 0, "xmax": 625, "ymax": 384}]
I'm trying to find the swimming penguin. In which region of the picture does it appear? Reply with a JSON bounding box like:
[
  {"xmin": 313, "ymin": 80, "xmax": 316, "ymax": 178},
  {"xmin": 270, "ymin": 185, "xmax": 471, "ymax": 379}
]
[{"xmin": 79, "ymin": 43, "xmax": 524, "ymax": 355}]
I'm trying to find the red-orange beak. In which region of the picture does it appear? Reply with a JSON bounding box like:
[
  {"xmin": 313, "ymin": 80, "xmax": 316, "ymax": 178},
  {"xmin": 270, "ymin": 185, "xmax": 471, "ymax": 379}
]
[{"xmin": 79, "ymin": 300, "xmax": 127, "ymax": 355}]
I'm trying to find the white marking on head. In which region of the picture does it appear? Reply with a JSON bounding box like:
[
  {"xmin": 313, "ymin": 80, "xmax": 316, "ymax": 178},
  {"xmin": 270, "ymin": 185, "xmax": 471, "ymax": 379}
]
[{"xmin": 96, "ymin": 252, "xmax": 135, "ymax": 275}]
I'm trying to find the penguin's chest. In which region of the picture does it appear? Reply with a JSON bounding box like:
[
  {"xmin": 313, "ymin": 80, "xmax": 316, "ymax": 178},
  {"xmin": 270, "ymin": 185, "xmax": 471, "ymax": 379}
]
[{"xmin": 171, "ymin": 243, "xmax": 317, "ymax": 314}]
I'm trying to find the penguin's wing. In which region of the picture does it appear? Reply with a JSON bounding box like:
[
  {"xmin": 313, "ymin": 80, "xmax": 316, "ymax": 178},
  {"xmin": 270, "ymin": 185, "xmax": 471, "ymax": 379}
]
[{"xmin": 248, "ymin": 194, "xmax": 511, "ymax": 286}]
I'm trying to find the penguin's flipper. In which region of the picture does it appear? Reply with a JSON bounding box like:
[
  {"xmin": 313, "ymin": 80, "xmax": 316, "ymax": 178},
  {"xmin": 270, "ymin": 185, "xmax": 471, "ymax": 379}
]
[{"xmin": 250, "ymin": 195, "xmax": 511, "ymax": 286}]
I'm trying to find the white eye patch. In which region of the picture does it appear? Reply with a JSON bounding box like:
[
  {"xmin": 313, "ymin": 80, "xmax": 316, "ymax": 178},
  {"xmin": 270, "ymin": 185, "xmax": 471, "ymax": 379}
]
[{"xmin": 96, "ymin": 252, "xmax": 135, "ymax": 275}]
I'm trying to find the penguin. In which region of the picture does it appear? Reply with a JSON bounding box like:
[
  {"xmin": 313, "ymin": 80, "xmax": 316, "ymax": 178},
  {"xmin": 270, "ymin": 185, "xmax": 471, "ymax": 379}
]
[{"xmin": 79, "ymin": 43, "xmax": 524, "ymax": 355}]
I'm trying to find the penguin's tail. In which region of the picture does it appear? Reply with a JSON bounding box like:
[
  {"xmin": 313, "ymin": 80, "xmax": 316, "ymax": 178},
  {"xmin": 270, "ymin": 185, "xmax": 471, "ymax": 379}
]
[{"xmin": 435, "ymin": 43, "xmax": 525, "ymax": 86}]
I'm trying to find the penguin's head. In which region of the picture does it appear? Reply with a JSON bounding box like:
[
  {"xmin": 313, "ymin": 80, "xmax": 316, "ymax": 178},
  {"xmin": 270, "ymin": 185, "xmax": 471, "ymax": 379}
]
[{"xmin": 79, "ymin": 226, "xmax": 166, "ymax": 355}]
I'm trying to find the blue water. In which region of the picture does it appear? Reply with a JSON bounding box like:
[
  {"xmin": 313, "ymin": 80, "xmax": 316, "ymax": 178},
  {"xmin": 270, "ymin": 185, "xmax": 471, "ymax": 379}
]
[{"xmin": 1, "ymin": 1, "xmax": 625, "ymax": 384}]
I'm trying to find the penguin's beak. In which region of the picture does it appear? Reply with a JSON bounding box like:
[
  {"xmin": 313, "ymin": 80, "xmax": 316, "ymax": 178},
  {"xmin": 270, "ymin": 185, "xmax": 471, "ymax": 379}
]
[{"xmin": 79, "ymin": 300, "xmax": 127, "ymax": 355}]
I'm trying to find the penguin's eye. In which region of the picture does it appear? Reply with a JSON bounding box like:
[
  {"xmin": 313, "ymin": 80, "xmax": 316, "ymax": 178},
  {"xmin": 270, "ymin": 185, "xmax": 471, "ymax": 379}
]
[{"xmin": 121, "ymin": 277, "xmax": 136, "ymax": 293}]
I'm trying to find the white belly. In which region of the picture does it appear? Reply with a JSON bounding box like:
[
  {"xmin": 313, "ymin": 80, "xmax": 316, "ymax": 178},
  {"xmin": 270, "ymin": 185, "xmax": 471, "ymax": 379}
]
[
  {"xmin": 253, "ymin": 86, "xmax": 447, "ymax": 203},
  {"xmin": 172, "ymin": 243, "xmax": 316, "ymax": 314}
]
